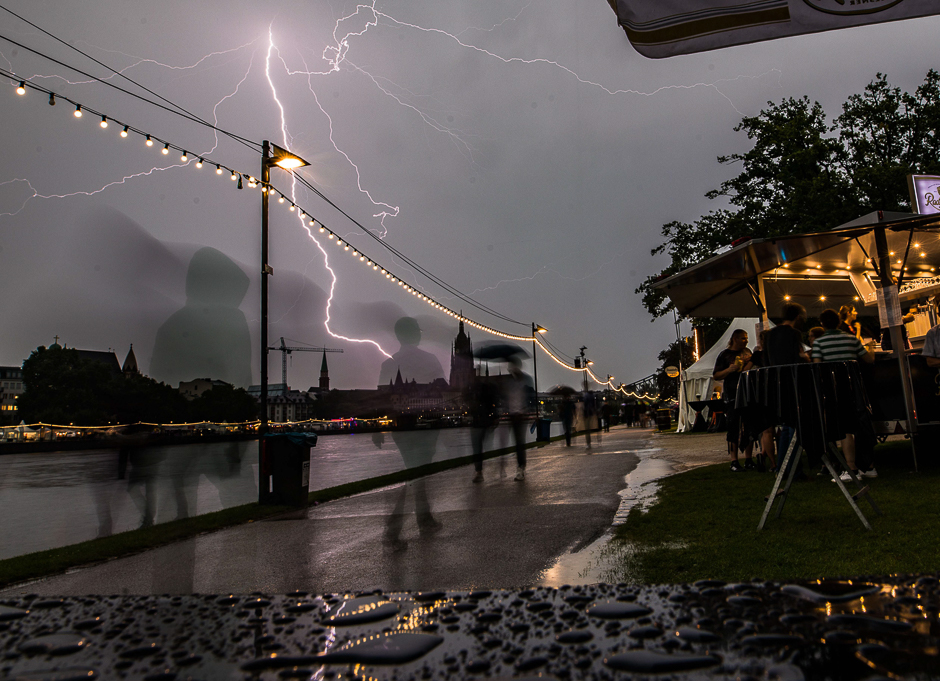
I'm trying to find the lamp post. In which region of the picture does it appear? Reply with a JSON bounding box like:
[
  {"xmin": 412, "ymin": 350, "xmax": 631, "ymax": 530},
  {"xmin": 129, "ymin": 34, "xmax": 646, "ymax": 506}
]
[
  {"xmin": 531, "ymin": 323, "xmax": 547, "ymax": 417},
  {"xmin": 260, "ymin": 140, "xmax": 310, "ymax": 436}
]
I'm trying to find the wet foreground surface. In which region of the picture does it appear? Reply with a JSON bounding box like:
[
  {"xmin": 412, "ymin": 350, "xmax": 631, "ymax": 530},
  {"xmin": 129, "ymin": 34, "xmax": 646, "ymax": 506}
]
[{"xmin": 2, "ymin": 575, "xmax": 938, "ymax": 680}]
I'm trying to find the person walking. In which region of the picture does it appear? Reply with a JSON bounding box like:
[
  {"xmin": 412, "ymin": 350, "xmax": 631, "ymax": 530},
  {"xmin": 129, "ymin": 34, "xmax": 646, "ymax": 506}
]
[{"xmin": 503, "ymin": 356, "xmax": 533, "ymax": 481}]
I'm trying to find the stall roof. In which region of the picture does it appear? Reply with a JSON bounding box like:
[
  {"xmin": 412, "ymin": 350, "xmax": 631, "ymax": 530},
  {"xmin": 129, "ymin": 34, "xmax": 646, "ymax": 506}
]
[{"xmin": 653, "ymin": 212, "xmax": 940, "ymax": 318}]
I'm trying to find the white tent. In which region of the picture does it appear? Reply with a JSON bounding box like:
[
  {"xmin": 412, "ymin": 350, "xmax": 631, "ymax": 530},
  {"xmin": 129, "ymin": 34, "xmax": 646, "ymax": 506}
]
[{"xmin": 676, "ymin": 318, "xmax": 769, "ymax": 432}]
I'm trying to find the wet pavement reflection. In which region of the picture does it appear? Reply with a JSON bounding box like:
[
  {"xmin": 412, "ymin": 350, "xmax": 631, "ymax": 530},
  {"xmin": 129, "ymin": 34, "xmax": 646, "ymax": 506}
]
[{"xmin": 2, "ymin": 575, "xmax": 939, "ymax": 679}]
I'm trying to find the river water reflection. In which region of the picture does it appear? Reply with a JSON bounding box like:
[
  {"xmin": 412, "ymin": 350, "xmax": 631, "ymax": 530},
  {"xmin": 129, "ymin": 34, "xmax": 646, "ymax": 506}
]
[{"xmin": 0, "ymin": 423, "xmax": 561, "ymax": 560}]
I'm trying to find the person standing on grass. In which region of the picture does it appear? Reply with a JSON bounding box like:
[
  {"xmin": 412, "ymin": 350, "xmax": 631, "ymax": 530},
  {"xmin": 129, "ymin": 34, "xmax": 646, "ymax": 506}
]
[
  {"xmin": 713, "ymin": 329, "xmax": 753, "ymax": 472},
  {"xmin": 812, "ymin": 308, "xmax": 876, "ymax": 481},
  {"xmin": 765, "ymin": 303, "xmax": 809, "ymax": 473}
]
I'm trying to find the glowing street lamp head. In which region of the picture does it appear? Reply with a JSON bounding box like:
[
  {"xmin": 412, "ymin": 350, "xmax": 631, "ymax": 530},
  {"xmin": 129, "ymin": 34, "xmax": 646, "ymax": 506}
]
[
  {"xmin": 534, "ymin": 325, "xmax": 548, "ymax": 334},
  {"xmin": 268, "ymin": 143, "xmax": 309, "ymax": 170}
]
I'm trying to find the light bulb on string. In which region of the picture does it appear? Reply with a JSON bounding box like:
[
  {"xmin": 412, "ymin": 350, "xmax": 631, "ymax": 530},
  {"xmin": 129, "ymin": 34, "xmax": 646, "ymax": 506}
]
[
  {"xmin": 48, "ymin": 92, "xmax": 54, "ymax": 105},
  {"xmin": 162, "ymin": 143, "xmax": 169, "ymax": 155},
  {"xmin": 73, "ymin": 104, "xmax": 82, "ymax": 117},
  {"xmin": 99, "ymin": 116, "xmax": 108, "ymax": 129},
  {"xmin": 146, "ymin": 135, "xmax": 153, "ymax": 147},
  {"xmin": 237, "ymin": 175, "xmax": 243, "ymax": 190},
  {"xmin": 120, "ymin": 125, "xmax": 128, "ymax": 138},
  {"xmin": 180, "ymin": 151, "xmax": 188, "ymax": 162},
  {"xmin": 288, "ymin": 204, "xmax": 295, "ymax": 212},
  {"xmin": 230, "ymin": 171, "xmax": 237, "ymax": 181},
  {"xmin": 216, "ymin": 165, "xmax": 222, "ymax": 175},
  {"xmin": 196, "ymin": 158, "xmax": 203, "ymax": 168},
  {"xmin": 16, "ymin": 81, "xmax": 25, "ymax": 95},
  {"xmin": 278, "ymin": 195, "xmax": 285, "ymax": 204}
]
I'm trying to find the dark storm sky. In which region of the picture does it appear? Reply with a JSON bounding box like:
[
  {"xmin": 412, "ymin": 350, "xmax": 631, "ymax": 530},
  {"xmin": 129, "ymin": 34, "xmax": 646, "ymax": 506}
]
[{"xmin": 1, "ymin": 1, "xmax": 938, "ymax": 391}]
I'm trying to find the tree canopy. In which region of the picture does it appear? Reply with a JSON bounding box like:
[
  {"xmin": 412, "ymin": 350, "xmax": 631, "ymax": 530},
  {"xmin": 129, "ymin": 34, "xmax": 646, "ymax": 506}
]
[{"xmin": 638, "ymin": 70, "xmax": 940, "ymax": 320}]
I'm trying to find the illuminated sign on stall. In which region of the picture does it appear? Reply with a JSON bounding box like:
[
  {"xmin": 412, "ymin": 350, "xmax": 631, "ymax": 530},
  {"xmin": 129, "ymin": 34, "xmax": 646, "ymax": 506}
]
[{"xmin": 908, "ymin": 174, "xmax": 940, "ymax": 215}]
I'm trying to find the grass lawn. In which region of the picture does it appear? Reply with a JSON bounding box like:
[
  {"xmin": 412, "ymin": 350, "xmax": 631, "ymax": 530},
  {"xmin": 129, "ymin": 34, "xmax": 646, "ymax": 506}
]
[{"xmin": 612, "ymin": 440, "xmax": 940, "ymax": 584}]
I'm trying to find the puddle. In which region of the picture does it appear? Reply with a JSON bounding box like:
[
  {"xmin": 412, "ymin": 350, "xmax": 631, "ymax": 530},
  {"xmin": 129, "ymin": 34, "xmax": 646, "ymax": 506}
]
[{"xmin": 538, "ymin": 448, "xmax": 701, "ymax": 587}]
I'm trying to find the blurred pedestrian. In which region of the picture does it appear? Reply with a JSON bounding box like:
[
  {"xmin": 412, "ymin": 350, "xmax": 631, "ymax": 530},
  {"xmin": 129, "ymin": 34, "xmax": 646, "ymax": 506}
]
[
  {"xmin": 503, "ymin": 356, "xmax": 533, "ymax": 480},
  {"xmin": 469, "ymin": 373, "xmax": 500, "ymax": 482}
]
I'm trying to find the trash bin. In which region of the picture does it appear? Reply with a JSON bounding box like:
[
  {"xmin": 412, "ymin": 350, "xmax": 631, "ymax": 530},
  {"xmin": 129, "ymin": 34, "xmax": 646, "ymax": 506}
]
[
  {"xmin": 655, "ymin": 408, "xmax": 672, "ymax": 432},
  {"xmin": 259, "ymin": 432, "xmax": 317, "ymax": 507},
  {"xmin": 536, "ymin": 417, "xmax": 552, "ymax": 442}
]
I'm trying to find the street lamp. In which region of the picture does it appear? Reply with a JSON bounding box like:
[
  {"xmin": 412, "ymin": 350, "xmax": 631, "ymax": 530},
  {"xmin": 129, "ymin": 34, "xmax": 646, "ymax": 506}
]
[
  {"xmin": 260, "ymin": 141, "xmax": 310, "ymax": 435},
  {"xmin": 531, "ymin": 323, "xmax": 547, "ymax": 417}
]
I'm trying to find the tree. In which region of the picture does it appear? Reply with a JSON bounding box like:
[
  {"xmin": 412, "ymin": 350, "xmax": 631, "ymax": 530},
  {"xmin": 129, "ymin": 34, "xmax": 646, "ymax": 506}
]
[
  {"xmin": 837, "ymin": 71, "xmax": 940, "ymax": 212},
  {"xmin": 188, "ymin": 384, "xmax": 258, "ymax": 423},
  {"xmin": 638, "ymin": 71, "xmax": 940, "ymax": 320},
  {"xmin": 654, "ymin": 339, "xmax": 695, "ymax": 402},
  {"xmin": 19, "ymin": 345, "xmax": 114, "ymax": 425}
]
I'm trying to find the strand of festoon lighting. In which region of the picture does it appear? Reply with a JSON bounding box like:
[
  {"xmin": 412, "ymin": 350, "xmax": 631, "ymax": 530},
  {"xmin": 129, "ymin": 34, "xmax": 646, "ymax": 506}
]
[{"xmin": 6, "ymin": 74, "xmax": 656, "ymax": 398}]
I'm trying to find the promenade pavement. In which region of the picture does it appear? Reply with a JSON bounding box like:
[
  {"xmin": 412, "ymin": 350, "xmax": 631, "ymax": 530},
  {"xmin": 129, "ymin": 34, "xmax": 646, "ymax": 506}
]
[{"xmin": 4, "ymin": 427, "xmax": 729, "ymax": 597}]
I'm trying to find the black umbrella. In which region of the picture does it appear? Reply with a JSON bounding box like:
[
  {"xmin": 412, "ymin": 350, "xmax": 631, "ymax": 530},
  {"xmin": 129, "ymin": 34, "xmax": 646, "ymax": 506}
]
[{"xmin": 473, "ymin": 342, "xmax": 530, "ymax": 361}]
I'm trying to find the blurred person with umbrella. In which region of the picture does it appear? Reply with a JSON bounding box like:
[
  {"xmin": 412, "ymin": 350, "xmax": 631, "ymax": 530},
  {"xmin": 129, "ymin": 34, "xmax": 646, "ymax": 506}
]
[{"xmin": 474, "ymin": 342, "xmax": 534, "ymax": 481}]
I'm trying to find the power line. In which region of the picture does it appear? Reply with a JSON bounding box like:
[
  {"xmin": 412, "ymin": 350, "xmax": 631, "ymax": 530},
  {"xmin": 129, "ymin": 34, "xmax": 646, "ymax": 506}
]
[
  {"xmin": 0, "ymin": 4, "xmax": 260, "ymax": 153},
  {"xmin": 0, "ymin": 31, "xmax": 260, "ymax": 152}
]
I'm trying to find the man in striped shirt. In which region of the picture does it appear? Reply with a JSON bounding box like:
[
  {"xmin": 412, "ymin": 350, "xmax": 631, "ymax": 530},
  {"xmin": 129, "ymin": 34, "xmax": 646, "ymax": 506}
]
[{"xmin": 812, "ymin": 308, "xmax": 875, "ymax": 481}]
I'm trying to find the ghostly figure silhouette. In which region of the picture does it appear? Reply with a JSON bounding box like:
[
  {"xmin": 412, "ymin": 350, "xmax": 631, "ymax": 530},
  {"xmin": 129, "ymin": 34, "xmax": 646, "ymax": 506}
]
[
  {"xmin": 150, "ymin": 247, "xmax": 252, "ymax": 388},
  {"xmin": 378, "ymin": 317, "xmax": 445, "ymax": 386},
  {"xmin": 377, "ymin": 317, "xmax": 445, "ymax": 552}
]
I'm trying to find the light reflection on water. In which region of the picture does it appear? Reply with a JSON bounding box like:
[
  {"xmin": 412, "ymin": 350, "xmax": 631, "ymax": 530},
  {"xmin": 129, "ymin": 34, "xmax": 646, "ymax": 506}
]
[{"xmin": 0, "ymin": 423, "xmax": 561, "ymax": 560}]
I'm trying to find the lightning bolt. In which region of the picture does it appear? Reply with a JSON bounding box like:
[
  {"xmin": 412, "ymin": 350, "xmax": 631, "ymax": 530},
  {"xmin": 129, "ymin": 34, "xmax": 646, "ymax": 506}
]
[{"xmin": 265, "ymin": 25, "xmax": 391, "ymax": 358}]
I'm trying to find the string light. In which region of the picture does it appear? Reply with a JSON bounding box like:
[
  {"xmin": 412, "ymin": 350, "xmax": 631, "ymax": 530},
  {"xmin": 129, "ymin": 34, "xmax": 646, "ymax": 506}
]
[{"xmin": 5, "ymin": 80, "xmax": 641, "ymax": 393}]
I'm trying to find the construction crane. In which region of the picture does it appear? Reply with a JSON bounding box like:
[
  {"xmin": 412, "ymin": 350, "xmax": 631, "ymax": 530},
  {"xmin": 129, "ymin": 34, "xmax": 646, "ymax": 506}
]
[{"xmin": 268, "ymin": 337, "xmax": 343, "ymax": 394}]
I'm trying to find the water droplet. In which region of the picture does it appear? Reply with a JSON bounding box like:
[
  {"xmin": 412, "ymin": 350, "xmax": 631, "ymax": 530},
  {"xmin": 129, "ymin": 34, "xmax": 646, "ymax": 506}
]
[
  {"xmin": 605, "ymin": 650, "xmax": 720, "ymax": 673},
  {"xmin": 587, "ymin": 601, "xmax": 652, "ymax": 619},
  {"xmin": 316, "ymin": 633, "xmax": 443, "ymax": 665},
  {"xmin": 19, "ymin": 633, "xmax": 87, "ymax": 656}
]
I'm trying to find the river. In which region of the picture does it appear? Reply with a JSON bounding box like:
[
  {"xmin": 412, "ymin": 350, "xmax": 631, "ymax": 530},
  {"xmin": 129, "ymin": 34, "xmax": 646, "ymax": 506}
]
[{"xmin": 0, "ymin": 423, "xmax": 563, "ymax": 560}]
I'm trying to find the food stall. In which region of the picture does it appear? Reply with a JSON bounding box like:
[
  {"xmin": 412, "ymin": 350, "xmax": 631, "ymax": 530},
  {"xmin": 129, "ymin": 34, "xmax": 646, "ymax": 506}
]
[{"xmin": 653, "ymin": 210, "xmax": 940, "ymax": 468}]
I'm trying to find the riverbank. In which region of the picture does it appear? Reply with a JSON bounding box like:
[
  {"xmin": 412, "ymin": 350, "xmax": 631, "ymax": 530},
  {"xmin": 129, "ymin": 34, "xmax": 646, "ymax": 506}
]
[
  {"xmin": 0, "ymin": 427, "xmax": 646, "ymax": 594},
  {"xmin": 612, "ymin": 436, "xmax": 939, "ymax": 583}
]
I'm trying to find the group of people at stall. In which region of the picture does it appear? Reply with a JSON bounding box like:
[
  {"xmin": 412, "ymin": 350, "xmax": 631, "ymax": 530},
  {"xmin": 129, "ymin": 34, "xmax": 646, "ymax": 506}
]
[{"xmin": 713, "ymin": 302, "xmax": 881, "ymax": 479}]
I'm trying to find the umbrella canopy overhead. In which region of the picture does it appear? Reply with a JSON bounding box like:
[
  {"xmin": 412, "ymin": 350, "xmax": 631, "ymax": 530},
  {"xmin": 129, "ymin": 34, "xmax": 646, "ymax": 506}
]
[
  {"xmin": 653, "ymin": 212, "xmax": 940, "ymax": 318},
  {"xmin": 473, "ymin": 341, "xmax": 531, "ymax": 361}
]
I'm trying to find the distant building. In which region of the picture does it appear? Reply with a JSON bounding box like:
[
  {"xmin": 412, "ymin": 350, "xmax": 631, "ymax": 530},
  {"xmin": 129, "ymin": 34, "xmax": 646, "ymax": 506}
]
[
  {"xmin": 122, "ymin": 345, "xmax": 140, "ymax": 378},
  {"xmin": 449, "ymin": 320, "xmax": 474, "ymax": 391},
  {"xmin": 267, "ymin": 390, "xmax": 316, "ymax": 423},
  {"xmin": 319, "ymin": 350, "xmax": 330, "ymax": 392},
  {"xmin": 179, "ymin": 378, "xmax": 232, "ymax": 400},
  {"xmin": 73, "ymin": 349, "xmax": 122, "ymax": 377},
  {"xmin": 0, "ymin": 366, "xmax": 23, "ymax": 418}
]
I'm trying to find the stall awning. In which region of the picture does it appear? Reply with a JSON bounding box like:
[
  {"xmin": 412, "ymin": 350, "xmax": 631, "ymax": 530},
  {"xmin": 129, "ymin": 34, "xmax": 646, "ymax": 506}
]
[{"xmin": 653, "ymin": 212, "xmax": 940, "ymax": 318}]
